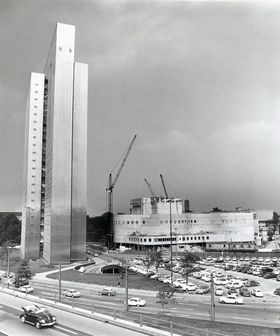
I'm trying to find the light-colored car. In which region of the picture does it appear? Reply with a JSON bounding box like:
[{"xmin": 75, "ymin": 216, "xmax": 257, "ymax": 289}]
[
  {"xmin": 173, "ymin": 279, "xmax": 186, "ymax": 288},
  {"xmin": 127, "ymin": 297, "xmax": 146, "ymax": 307},
  {"xmin": 219, "ymin": 294, "xmax": 243, "ymax": 305},
  {"xmin": 181, "ymin": 283, "xmax": 197, "ymax": 291},
  {"xmin": 213, "ymin": 278, "xmax": 222, "ymax": 285},
  {"xmin": 150, "ymin": 273, "xmax": 162, "ymax": 280},
  {"xmin": 18, "ymin": 285, "xmax": 34, "ymax": 293},
  {"xmin": 226, "ymin": 281, "xmax": 243, "ymax": 289},
  {"xmin": 62, "ymin": 289, "xmax": 81, "ymax": 298},
  {"xmin": 215, "ymin": 287, "xmax": 224, "ymax": 296},
  {"xmin": 251, "ymin": 288, "xmax": 263, "ymax": 297}
]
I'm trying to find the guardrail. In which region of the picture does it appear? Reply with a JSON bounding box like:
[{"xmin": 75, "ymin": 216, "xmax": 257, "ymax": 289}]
[{"xmin": 0, "ymin": 283, "xmax": 229, "ymax": 336}]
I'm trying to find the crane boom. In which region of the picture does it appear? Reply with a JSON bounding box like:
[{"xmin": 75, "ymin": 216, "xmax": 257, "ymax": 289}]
[
  {"xmin": 107, "ymin": 134, "xmax": 137, "ymax": 214},
  {"xmin": 160, "ymin": 174, "xmax": 169, "ymax": 198},
  {"xmin": 110, "ymin": 134, "xmax": 137, "ymax": 190},
  {"xmin": 144, "ymin": 178, "xmax": 157, "ymax": 197}
]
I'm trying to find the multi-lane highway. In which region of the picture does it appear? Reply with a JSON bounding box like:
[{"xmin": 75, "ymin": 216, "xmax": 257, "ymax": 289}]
[
  {"xmin": 26, "ymin": 277, "xmax": 280, "ymax": 329},
  {"xmin": 0, "ymin": 291, "xmax": 153, "ymax": 336}
]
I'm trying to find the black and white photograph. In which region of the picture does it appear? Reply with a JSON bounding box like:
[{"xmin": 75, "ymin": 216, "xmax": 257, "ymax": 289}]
[{"xmin": 0, "ymin": 0, "xmax": 280, "ymax": 335}]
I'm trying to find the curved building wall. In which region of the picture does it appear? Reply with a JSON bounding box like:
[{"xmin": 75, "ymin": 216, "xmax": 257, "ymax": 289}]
[{"xmin": 114, "ymin": 211, "xmax": 257, "ymax": 247}]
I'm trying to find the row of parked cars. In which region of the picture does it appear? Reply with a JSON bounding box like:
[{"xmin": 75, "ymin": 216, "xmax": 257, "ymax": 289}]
[{"xmin": 201, "ymin": 255, "xmax": 279, "ymax": 266}]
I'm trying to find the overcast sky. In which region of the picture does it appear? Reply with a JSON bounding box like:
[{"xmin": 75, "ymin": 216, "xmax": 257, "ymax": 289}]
[{"xmin": 1, "ymin": 0, "xmax": 280, "ymax": 215}]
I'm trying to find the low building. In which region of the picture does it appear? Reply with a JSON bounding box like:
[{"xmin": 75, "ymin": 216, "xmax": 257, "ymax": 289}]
[{"xmin": 114, "ymin": 198, "xmax": 259, "ymax": 252}]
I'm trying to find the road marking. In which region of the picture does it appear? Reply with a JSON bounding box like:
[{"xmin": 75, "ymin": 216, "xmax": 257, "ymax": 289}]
[
  {"xmin": 54, "ymin": 326, "xmax": 78, "ymax": 334},
  {"xmin": 170, "ymin": 308, "xmax": 194, "ymax": 311},
  {"xmin": 40, "ymin": 291, "xmax": 55, "ymax": 295},
  {"xmin": 193, "ymin": 313, "xmax": 209, "ymax": 316},
  {"xmin": 231, "ymin": 317, "xmax": 252, "ymax": 320}
]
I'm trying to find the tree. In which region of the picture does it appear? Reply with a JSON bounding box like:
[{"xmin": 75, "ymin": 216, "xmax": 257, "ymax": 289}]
[
  {"xmin": 181, "ymin": 251, "xmax": 200, "ymax": 284},
  {"xmin": 15, "ymin": 259, "xmax": 33, "ymax": 283},
  {"xmin": 143, "ymin": 249, "xmax": 153, "ymax": 274},
  {"xmin": 0, "ymin": 215, "xmax": 21, "ymax": 246},
  {"xmin": 150, "ymin": 250, "xmax": 163, "ymax": 273},
  {"xmin": 156, "ymin": 284, "xmax": 174, "ymax": 311}
]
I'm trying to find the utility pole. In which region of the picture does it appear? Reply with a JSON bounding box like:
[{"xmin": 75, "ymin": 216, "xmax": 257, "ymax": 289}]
[
  {"xmin": 210, "ymin": 273, "xmax": 215, "ymax": 322},
  {"xmin": 7, "ymin": 246, "xmax": 10, "ymax": 289},
  {"xmin": 160, "ymin": 174, "xmax": 173, "ymax": 286},
  {"xmin": 125, "ymin": 262, "xmax": 129, "ymax": 311},
  {"xmin": 58, "ymin": 263, "xmax": 62, "ymax": 302}
]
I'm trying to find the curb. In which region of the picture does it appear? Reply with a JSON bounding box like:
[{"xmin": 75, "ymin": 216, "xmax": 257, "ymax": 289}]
[{"xmin": 0, "ymin": 287, "xmax": 181, "ymax": 336}]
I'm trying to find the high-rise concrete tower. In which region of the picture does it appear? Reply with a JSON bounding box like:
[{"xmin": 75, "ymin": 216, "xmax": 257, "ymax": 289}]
[{"xmin": 21, "ymin": 23, "xmax": 88, "ymax": 264}]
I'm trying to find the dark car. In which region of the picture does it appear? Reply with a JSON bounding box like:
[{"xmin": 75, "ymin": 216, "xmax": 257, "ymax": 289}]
[
  {"xmin": 196, "ymin": 286, "xmax": 210, "ymax": 294},
  {"xmin": 19, "ymin": 305, "xmax": 56, "ymax": 329},
  {"xmin": 239, "ymin": 286, "xmax": 251, "ymax": 297},
  {"xmin": 228, "ymin": 288, "xmax": 238, "ymax": 295},
  {"xmin": 98, "ymin": 288, "xmax": 117, "ymax": 296},
  {"xmin": 263, "ymin": 272, "xmax": 277, "ymax": 279},
  {"xmin": 274, "ymin": 288, "xmax": 280, "ymax": 296},
  {"xmin": 244, "ymin": 280, "xmax": 260, "ymax": 287},
  {"xmin": 14, "ymin": 278, "xmax": 29, "ymax": 288}
]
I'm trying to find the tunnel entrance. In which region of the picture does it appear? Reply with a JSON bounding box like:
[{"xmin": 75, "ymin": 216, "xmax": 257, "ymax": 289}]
[{"xmin": 101, "ymin": 264, "xmax": 125, "ymax": 274}]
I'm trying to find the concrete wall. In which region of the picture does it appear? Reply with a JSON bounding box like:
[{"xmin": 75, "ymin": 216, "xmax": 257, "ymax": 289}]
[
  {"xmin": 71, "ymin": 62, "xmax": 88, "ymax": 261},
  {"xmin": 114, "ymin": 211, "xmax": 257, "ymax": 246},
  {"xmin": 21, "ymin": 72, "xmax": 45, "ymax": 260},
  {"xmin": 43, "ymin": 23, "xmax": 75, "ymax": 263}
]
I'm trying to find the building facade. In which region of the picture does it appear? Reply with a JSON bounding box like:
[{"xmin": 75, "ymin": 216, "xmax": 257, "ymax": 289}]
[
  {"xmin": 114, "ymin": 198, "xmax": 259, "ymax": 252},
  {"xmin": 21, "ymin": 23, "xmax": 87, "ymax": 264}
]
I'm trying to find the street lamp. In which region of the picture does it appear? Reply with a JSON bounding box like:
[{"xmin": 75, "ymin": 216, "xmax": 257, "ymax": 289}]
[{"xmin": 175, "ymin": 228, "xmax": 178, "ymax": 259}]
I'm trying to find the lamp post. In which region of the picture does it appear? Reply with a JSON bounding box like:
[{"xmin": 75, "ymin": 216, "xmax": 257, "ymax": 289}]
[
  {"xmin": 175, "ymin": 227, "xmax": 178, "ymax": 260},
  {"xmin": 159, "ymin": 174, "xmax": 173, "ymax": 286}
]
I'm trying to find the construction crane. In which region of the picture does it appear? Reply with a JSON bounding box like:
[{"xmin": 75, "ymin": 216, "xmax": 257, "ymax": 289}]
[
  {"xmin": 107, "ymin": 134, "xmax": 137, "ymax": 213},
  {"xmin": 106, "ymin": 135, "xmax": 137, "ymax": 245},
  {"xmin": 144, "ymin": 178, "xmax": 158, "ymax": 198}
]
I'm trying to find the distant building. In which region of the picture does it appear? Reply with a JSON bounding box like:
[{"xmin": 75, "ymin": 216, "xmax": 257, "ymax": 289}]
[
  {"xmin": 21, "ymin": 23, "xmax": 87, "ymax": 264},
  {"xmin": 114, "ymin": 197, "xmax": 258, "ymax": 252}
]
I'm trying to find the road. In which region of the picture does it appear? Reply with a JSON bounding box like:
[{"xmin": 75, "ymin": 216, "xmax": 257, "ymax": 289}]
[
  {"xmin": 26, "ymin": 277, "xmax": 280, "ymax": 329},
  {"xmin": 0, "ymin": 291, "xmax": 152, "ymax": 336}
]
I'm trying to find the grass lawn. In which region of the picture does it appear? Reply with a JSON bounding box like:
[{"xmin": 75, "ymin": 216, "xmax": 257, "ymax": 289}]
[{"xmin": 47, "ymin": 268, "xmax": 167, "ymax": 291}]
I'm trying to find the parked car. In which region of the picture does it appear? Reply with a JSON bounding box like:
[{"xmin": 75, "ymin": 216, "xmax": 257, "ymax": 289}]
[
  {"xmin": 226, "ymin": 281, "xmax": 243, "ymax": 289},
  {"xmin": 181, "ymin": 283, "xmax": 197, "ymax": 291},
  {"xmin": 263, "ymin": 272, "xmax": 277, "ymax": 279},
  {"xmin": 228, "ymin": 288, "xmax": 238, "ymax": 295},
  {"xmin": 99, "ymin": 288, "xmax": 117, "ymax": 296},
  {"xmin": 14, "ymin": 279, "xmax": 29, "ymax": 288},
  {"xmin": 128, "ymin": 297, "xmax": 146, "ymax": 307},
  {"xmin": 274, "ymin": 288, "xmax": 280, "ymax": 296},
  {"xmin": 20, "ymin": 305, "xmax": 56, "ymax": 329},
  {"xmin": 17, "ymin": 285, "xmax": 34, "ymax": 293},
  {"xmin": 276, "ymin": 274, "xmax": 280, "ymax": 282},
  {"xmin": 196, "ymin": 286, "xmax": 210, "ymax": 294},
  {"xmin": 219, "ymin": 294, "xmax": 243, "ymax": 305},
  {"xmin": 239, "ymin": 286, "xmax": 251, "ymax": 297},
  {"xmin": 215, "ymin": 287, "xmax": 224, "ymax": 296},
  {"xmin": 62, "ymin": 289, "xmax": 81, "ymax": 298},
  {"xmin": 244, "ymin": 280, "xmax": 260, "ymax": 287},
  {"xmin": 251, "ymin": 288, "xmax": 263, "ymax": 297}
]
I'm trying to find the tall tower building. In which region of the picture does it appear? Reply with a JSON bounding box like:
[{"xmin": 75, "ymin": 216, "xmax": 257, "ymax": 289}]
[{"xmin": 21, "ymin": 23, "xmax": 88, "ymax": 264}]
